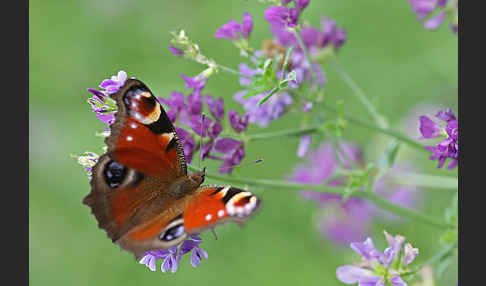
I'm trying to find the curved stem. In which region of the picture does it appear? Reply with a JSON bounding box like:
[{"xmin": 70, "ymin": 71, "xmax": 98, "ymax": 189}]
[
  {"xmin": 237, "ymin": 110, "xmax": 426, "ymax": 153},
  {"xmin": 188, "ymin": 165, "xmax": 454, "ymax": 229},
  {"xmin": 329, "ymin": 59, "xmax": 388, "ymax": 129},
  {"xmin": 321, "ymin": 103, "xmax": 428, "ymax": 153}
]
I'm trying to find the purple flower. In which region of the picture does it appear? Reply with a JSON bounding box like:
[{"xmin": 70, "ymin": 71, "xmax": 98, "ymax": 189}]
[
  {"xmin": 87, "ymin": 89, "xmax": 116, "ymax": 125},
  {"xmin": 264, "ymin": 6, "xmax": 299, "ymax": 29},
  {"xmin": 297, "ymin": 134, "xmax": 311, "ymax": 158},
  {"xmin": 214, "ymin": 19, "xmax": 241, "ymax": 40},
  {"xmin": 291, "ymin": 142, "xmax": 374, "ymax": 245},
  {"xmin": 169, "ymin": 45, "xmax": 184, "ymax": 57},
  {"xmin": 139, "ymin": 235, "xmax": 208, "ymax": 273},
  {"xmin": 238, "ymin": 63, "xmax": 262, "ymax": 86},
  {"xmin": 214, "ymin": 12, "xmax": 253, "ymax": 40},
  {"xmin": 139, "ymin": 251, "xmax": 158, "ymax": 271},
  {"xmin": 408, "ymin": 0, "xmax": 440, "ymax": 20},
  {"xmin": 201, "ymin": 141, "xmax": 214, "ymax": 160},
  {"xmin": 295, "ymin": 0, "xmax": 310, "ymax": 11},
  {"xmin": 180, "ymin": 74, "xmax": 207, "ymax": 94},
  {"xmin": 99, "ymin": 70, "xmax": 127, "ymax": 94},
  {"xmin": 419, "ymin": 109, "xmax": 458, "ymax": 169},
  {"xmin": 372, "ymin": 165, "xmax": 420, "ymax": 221},
  {"xmin": 190, "ymin": 115, "xmax": 222, "ymax": 139},
  {"xmin": 189, "ymin": 246, "xmax": 208, "ymax": 267},
  {"xmin": 320, "ymin": 17, "xmax": 347, "ymax": 51},
  {"xmin": 302, "ymin": 101, "xmax": 313, "ymax": 112},
  {"xmin": 291, "ymin": 142, "xmax": 419, "ymax": 246},
  {"xmin": 424, "ymin": 11, "xmax": 446, "ymax": 29},
  {"xmin": 403, "ymin": 243, "xmax": 419, "ymax": 266},
  {"xmin": 205, "ymin": 95, "xmax": 225, "ymax": 121},
  {"xmin": 408, "ymin": 0, "xmax": 456, "ymax": 33},
  {"xmin": 74, "ymin": 151, "xmax": 99, "ymax": 178},
  {"xmin": 333, "ymin": 27, "xmax": 347, "ymax": 50},
  {"xmin": 228, "ymin": 110, "xmax": 249, "ymax": 133},
  {"xmin": 95, "ymin": 112, "xmax": 115, "ymax": 125},
  {"xmin": 436, "ymin": 108, "xmax": 456, "ymax": 122},
  {"xmin": 213, "ymin": 138, "xmax": 245, "ymax": 174},
  {"xmin": 336, "ymin": 231, "xmax": 418, "ymax": 285},
  {"xmin": 186, "ymin": 93, "xmax": 203, "ymax": 115},
  {"xmin": 336, "ymin": 265, "xmax": 375, "ymax": 284},
  {"xmin": 234, "ymin": 91, "xmax": 293, "ymax": 127},
  {"xmin": 419, "ymin": 115, "xmax": 443, "ymax": 139},
  {"xmin": 140, "ymin": 247, "xmax": 181, "ymax": 274},
  {"xmin": 241, "ymin": 12, "xmax": 253, "ymax": 38}
]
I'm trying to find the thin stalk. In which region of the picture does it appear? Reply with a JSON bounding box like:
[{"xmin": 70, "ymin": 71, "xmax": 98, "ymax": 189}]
[
  {"xmin": 240, "ymin": 110, "xmax": 426, "ymax": 153},
  {"xmin": 292, "ymin": 29, "xmax": 319, "ymax": 90},
  {"xmin": 320, "ymin": 103, "xmax": 428, "ymax": 153},
  {"xmin": 329, "ymin": 59, "xmax": 388, "ymax": 129},
  {"xmin": 389, "ymin": 172, "xmax": 458, "ymax": 190},
  {"xmin": 188, "ymin": 165, "xmax": 454, "ymax": 229},
  {"xmin": 245, "ymin": 126, "xmax": 319, "ymax": 141},
  {"xmin": 215, "ymin": 63, "xmax": 252, "ymax": 78}
]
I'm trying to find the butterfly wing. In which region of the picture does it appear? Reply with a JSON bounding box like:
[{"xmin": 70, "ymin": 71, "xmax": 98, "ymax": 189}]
[
  {"xmin": 183, "ymin": 186, "xmax": 261, "ymax": 234},
  {"xmin": 83, "ymin": 78, "xmax": 261, "ymax": 260},
  {"xmin": 83, "ymin": 78, "xmax": 190, "ymax": 257},
  {"xmin": 105, "ymin": 78, "xmax": 186, "ymax": 178}
]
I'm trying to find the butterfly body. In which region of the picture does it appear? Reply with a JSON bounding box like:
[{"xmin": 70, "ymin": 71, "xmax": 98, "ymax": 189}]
[{"xmin": 83, "ymin": 78, "xmax": 260, "ymax": 260}]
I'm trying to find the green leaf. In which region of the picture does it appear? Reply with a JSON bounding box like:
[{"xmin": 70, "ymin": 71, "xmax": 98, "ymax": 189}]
[
  {"xmin": 257, "ymin": 87, "xmax": 279, "ymax": 106},
  {"xmin": 279, "ymin": 46, "xmax": 294, "ymax": 81},
  {"xmin": 378, "ymin": 139, "xmax": 401, "ymax": 170}
]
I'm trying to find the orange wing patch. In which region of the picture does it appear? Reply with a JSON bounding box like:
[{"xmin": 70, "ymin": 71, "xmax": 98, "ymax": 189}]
[{"xmin": 183, "ymin": 186, "xmax": 261, "ymax": 233}]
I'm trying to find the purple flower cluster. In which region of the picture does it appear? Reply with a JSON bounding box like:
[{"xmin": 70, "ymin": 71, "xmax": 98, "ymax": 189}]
[
  {"xmin": 226, "ymin": 3, "xmax": 346, "ymax": 128},
  {"xmin": 73, "ymin": 151, "xmax": 99, "ymax": 178},
  {"xmin": 234, "ymin": 89, "xmax": 293, "ymax": 128},
  {"xmin": 419, "ymin": 108, "xmax": 458, "ymax": 169},
  {"xmin": 160, "ymin": 73, "xmax": 249, "ymax": 174},
  {"xmin": 336, "ymin": 231, "xmax": 419, "ymax": 285},
  {"xmin": 264, "ymin": 3, "xmax": 346, "ymax": 90},
  {"xmin": 214, "ymin": 12, "xmax": 253, "ymax": 40},
  {"xmin": 139, "ymin": 235, "xmax": 208, "ymax": 273},
  {"xmin": 86, "ymin": 70, "xmax": 128, "ymax": 125},
  {"xmin": 290, "ymin": 142, "xmax": 419, "ymax": 246},
  {"xmin": 408, "ymin": 0, "xmax": 458, "ymax": 33}
]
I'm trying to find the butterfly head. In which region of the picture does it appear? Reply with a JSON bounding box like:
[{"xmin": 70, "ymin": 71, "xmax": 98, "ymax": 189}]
[{"xmin": 189, "ymin": 167, "xmax": 206, "ymax": 186}]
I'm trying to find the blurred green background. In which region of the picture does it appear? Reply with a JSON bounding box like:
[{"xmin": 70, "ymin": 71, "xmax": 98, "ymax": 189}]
[{"xmin": 29, "ymin": 0, "xmax": 457, "ymax": 285}]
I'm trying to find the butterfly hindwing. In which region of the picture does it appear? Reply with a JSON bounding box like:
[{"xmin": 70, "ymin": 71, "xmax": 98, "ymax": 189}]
[{"xmin": 183, "ymin": 186, "xmax": 261, "ymax": 234}]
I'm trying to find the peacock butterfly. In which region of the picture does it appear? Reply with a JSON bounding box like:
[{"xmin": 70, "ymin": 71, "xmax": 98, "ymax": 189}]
[{"xmin": 83, "ymin": 78, "xmax": 261, "ymax": 260}]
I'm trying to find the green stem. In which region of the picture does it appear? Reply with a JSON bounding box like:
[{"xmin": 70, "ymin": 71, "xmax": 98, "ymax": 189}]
[
  {"xmin": 245, "ymin": 126, "xmax": 319, "ymax": 141},
  {"xmin": 329, "ymin": 59, "xmax": 388, "ymax": 129},
  {"xmin": 239, "ymin": 109, "xmax": 426, "ymax": 153},
  {"xmin": 292, "ymin": 28, "xmax": 319, "ymax": 91},
  {"xmin": 389, "ymin": 172, "xmax": 458, "ymax": 190},
  {"xmin": 188, "ymin": 165, "xmax": 454, "ymax": 229},
  {"xmin": 215, "ymin": 63, "xmax": 252, "ymax": 78},
  {"xmin": 321, "ymin": 103, "xmax": 428, "ymax": 153}
]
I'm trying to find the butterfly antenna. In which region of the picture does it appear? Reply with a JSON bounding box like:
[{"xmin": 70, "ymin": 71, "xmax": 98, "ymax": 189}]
[
  {"xmin": 218, "ymin": 158, "xmax": 264, "ymax": 172},
  {"xmin": 198, "ymin": 113, "xmax": 205, "ymax": 171}
]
